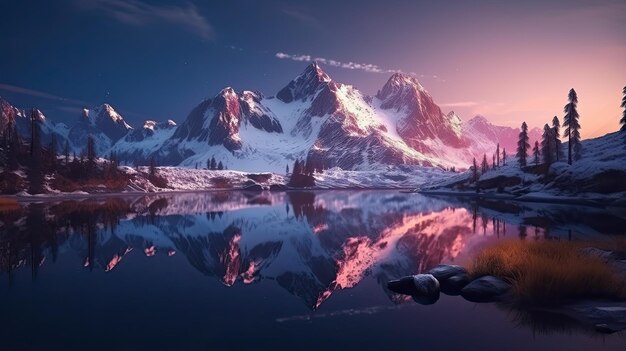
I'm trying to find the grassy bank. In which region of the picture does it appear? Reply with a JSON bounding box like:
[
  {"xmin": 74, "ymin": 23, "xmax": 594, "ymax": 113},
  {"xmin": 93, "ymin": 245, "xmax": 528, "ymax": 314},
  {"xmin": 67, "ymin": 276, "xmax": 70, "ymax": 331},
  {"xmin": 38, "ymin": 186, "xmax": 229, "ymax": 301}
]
[{"xmin": 469, "ymin": 239, "xmax": 626, "ymax": 305}]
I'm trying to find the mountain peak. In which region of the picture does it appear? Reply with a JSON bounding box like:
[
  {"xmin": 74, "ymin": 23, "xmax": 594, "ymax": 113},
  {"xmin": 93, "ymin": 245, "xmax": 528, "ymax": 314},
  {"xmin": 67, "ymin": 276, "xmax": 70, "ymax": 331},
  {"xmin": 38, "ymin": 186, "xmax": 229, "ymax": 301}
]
[
  {"xmin": 218, "ymin": 87, "xmax": 237, "ymax": 97},
  {"xmin": 276, "ymin": 63, "xmax": 332, "ymax": 103},
  {"xmin": 376, "ymin": 73, "xmax": 424, "ymax": 103},
  {"xmin": 387, "ymin": 73, "xmax": 424, "ymax": 90},
  {"xmin": 305, "ymin": 61, "xmax": 330, "ymax": 80},
  {"xmin": 86, "ymin": 103, "xmax": 131, "ymax": 129},
  {"xmin": 467, "ymin": 115, "xmax": 490, "ymax": 126}
]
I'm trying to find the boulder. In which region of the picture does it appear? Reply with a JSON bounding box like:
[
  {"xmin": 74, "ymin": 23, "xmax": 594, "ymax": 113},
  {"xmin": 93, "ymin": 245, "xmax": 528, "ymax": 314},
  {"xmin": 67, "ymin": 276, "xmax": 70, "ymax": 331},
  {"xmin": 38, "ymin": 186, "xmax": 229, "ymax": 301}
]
[
  {"xmin": 269, "ymin": 184, "xmax": 288, "ymax": 191},
  {"xmin": 242, "ymin": 183, "xmax": 264, "ymax": 191},
  {"xmin": 387, "ymin": 274, "xmax": 440, "ymax": 305},
  {"xmin": 387, "ymin": 276, "xmax": 419, "ymax": 295},
  {"xmin": 427, "ymin": 264, "xmax": 468, "ymax": 281},
  {"xmin": 428, "ymin": 265, "xmax": 471, "ymax": 295},
  {"xmin": 595, "ymin": 324, "xmax": 618, "ymax": 334},
  {"xmin": 440, "ymin": 273, "xmax": 471, "ymax": 295},
  {"xmin": 460, "ymin": 276, "xmax": 511, "ymax": 302},
  {"xmin": 412, "ymin": 274, "xmax": 441, "ymax": 305}
]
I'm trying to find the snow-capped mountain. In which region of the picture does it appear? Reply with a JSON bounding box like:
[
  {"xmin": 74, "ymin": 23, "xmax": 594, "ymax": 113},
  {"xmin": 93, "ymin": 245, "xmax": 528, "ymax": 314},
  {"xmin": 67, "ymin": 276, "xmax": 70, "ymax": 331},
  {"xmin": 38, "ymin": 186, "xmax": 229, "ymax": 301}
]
[
  {"xmin": 67, "ymin": 104, "xmax": 133, "ymax": 155},
  {"xmin": 110, "ymin": 119, "xmax": 177, "ymax": 163},
  {"xmin": 2, "ymin": 64, "xmax": 547, "ymax": 170},
  {"xmin": 2, "ymin": 191, "xmax": 490, "ymax": 309},
  {"xmin": 140, "ymin": 63, "xmax": 495, "ymax": 170},
  {"xmin": 463, "ymin": 115, "xmax": 542, "ymax": 158},
  {"xmin": 0, "ymin": 97, "xmax": 70, "ymax": 149}
]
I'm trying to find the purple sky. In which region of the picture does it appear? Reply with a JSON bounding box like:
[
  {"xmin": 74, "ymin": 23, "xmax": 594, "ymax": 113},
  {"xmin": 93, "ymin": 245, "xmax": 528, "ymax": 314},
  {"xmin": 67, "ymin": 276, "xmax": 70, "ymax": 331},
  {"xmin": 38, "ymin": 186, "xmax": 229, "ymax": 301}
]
[{"xmin": 1, "ymin": 0, "xmax": 624, "ymax": 137}]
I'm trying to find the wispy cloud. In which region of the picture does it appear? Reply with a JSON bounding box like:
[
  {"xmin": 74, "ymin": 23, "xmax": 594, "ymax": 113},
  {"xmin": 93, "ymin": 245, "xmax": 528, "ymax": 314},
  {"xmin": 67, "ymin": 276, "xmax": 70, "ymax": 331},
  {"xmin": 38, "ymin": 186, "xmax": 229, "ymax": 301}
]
[
  {"xmin": 275, "ymin": 52, "xmax": 414, "ymax": 75},
  {"xmin": 440, "ymin": 101, "xmax": 479, "ymax": 108},
  {"xmin": 77, "ymin": 0, "xmax": 215, "ymax": 40},
  {"xmin": 0, "ymin": 83, "xmax": 90, "ymax": 105},
  {"xmin": 0, "ymin": 83, "xmax": 147, "ymax": 119}
]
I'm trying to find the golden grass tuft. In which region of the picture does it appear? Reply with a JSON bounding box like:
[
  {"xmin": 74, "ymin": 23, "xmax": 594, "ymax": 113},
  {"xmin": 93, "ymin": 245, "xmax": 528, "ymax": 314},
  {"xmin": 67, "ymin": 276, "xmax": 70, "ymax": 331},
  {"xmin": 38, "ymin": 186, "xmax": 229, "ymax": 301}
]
[
  {"xmin": 0, "ymin": 197, "xmax": 20, "ymax": 211},
  {"xmin": 469, "ymin": 239, "xmax": 626, "ymax": 305}
]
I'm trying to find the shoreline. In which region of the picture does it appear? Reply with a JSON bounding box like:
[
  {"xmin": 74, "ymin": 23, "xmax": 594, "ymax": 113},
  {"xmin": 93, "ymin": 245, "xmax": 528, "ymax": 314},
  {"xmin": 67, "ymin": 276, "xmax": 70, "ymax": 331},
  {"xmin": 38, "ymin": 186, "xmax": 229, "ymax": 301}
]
[
  {"xmin": 2, "ymin": 186, "xmax": 624, "ymax": 209},
  {"xmin": 417, "ymin": 190, "xmax": 623, "ymax": 207},
  {"xmin": 1, "ymin": 186, "xmax": 418, "ymax": 203}
]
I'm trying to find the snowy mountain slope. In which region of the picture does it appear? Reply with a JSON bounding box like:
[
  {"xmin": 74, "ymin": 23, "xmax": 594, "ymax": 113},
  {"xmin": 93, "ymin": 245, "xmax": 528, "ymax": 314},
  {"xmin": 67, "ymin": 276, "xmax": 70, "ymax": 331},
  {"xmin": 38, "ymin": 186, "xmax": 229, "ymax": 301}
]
[
  {"xmin": 148, "ymin": 63, "xmax": 481, "ymax": 171},
  {"xmin": 0, "ymin": 97, "xmax": 70, "ymax": 149},
  {"xmin": 144, "ymin": 63, "xmax": 547, "ymax": 172},
  {"xmin": 421, "ymin": 130, "xmax": 626, "ymax": 202},
  {"xmin": 2, "ymin": 65, "xmax": 553, "ymax": 172},
  {"xmin": 110, "ymin": 119, "xmax": 176, "ymax": 163},
  {"xmin": 67, "ymin": 104, "xmax": 133, "ymax": 155},
  {"xmin": 463, "ymin": 115, "xmax": 542, "ymax": 158}
]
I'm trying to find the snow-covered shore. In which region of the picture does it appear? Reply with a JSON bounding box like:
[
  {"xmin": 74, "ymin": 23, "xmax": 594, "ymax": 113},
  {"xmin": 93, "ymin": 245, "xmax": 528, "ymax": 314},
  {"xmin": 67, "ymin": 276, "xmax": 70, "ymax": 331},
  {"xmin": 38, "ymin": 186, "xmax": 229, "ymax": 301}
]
[
  {"xmin": 417, "ymin": 131, "xmax": 626, "ymax": 207},
  {"xmin": 5, "ymin": 164, "xmax": 450, "ymax": 200}
]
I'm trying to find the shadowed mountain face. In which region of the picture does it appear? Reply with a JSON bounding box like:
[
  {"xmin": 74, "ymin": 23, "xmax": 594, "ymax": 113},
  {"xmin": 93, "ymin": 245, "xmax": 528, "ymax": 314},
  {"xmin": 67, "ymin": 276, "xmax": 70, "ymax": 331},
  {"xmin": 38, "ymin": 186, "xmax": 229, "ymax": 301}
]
[{"xmin": 2, "ymin": 191, "xmax": 624, "ymax": 310}]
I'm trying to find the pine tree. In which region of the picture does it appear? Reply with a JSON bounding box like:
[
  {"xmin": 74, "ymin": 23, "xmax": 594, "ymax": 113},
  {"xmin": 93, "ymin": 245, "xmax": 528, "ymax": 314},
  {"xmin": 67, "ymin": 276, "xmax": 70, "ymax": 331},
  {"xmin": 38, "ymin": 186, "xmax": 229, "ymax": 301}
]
[
  {"xmin": 6, "ymin": 121, "xmax": 20, "ymax": 170},
  {"xmin": 28, "ymin": 109, "xmax": 44, "ymax": 194},
  {"xmin": 86, "ymin": 135, "xmax": 96, "ymax": 164},
  {"xmin": 620, "ymin": 86, "xmax": 626, "ymax": 144},
  {"xmin": 552, "ymin": 116, "xmax": 563, "ymax": 161},
  {"xmin": 63, "ymin": 140, "xmax": 70, "ymax": 165},
  {"xmin": 541, "ymin": 124, "xmax": 554, "ymax": 165},
  {"xmin": 532, "ymin": 141, "xmax": 540, "ymax": 165},
  {"xmin": 30, "ymin": 109, "xmax": 41, "ymax": 157},
  {"xmin": 149, "ymin": 156, "xmax": 156, "ymax": 176},
  {"xmin": 502, "ymin": 148, "xmax": 507, "ymax": 166},
  {"xmin": 516, "ymin": 122, "xmax": 530, "ymax": 167},
  {"xmin": 293, "ymin": 159, "xmax": 302, "ymax": 175},
  {"xmin": 48, "ymin": 134, "xmax": 57, "ymax": 172},
  {"xmin": 304, "ymin": 159, "xmax": 314, "ymax": 176},
  {"xmin": 563, "ymin": 88, "xmax": 581, "ymax": 164},
  {"xmin": 286, "ymin": 164, "xmax": 290, "ymax": 174},
  {"xmin": 492, "ymin": 154, "xmax": 496, "ymax": 170},
  {"xmin": 210, "ymin": 156, "xmax": 217, "ymax": 170},
  {"xmin": 496, "ymin": 143, "xmax": 500, "ymax": 167},
  {"xmin": 480, "ymin": 154, "xmax": 487, "ymax": 174},
  {"xmin": 472, "ymin": 157, "xmax": 479, "ymax": 182},
  {"xmin": 217, "ymin": 161, "xmax": 224, "ymax": 170}
]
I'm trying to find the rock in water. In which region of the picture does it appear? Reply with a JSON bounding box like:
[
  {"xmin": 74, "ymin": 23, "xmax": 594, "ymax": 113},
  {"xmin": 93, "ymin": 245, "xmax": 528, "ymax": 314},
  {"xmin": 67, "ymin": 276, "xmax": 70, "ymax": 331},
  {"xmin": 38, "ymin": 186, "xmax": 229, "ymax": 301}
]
[
  {"xmin": 428, "ymin": 265, "xmax": 470, "ymax": 295},
  {"xmin": 595, "ymin": 324, "xmax": 618, "ymax": 334},
  {"xmin": 412, "ymin": 274, "xmax": 441, "ymax": 305},
  {"xmin": 440, "ymin": 273, "xmax": 471, "ymax": 295},
  {"xmin": 460, "ymin": 276, "xmax": 511, "ymax": 302},
  {"xmin": 428, "ymin": 264, "xmax": 468, "ymax": 281},
  {"xmin": 387, "ymin": 276, "xmax": 419, "ymax": 295},
  {"xmin": 387, "ymin": 274, "xmax": 440, "ymax": 305}
]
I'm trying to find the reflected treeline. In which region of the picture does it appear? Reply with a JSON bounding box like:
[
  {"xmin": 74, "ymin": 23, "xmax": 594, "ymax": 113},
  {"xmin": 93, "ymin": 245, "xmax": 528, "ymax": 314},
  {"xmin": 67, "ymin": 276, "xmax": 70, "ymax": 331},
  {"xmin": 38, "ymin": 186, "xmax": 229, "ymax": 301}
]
[{"xmin": 1, "ymin": 191, "xmax": 625, "ymax": 311}]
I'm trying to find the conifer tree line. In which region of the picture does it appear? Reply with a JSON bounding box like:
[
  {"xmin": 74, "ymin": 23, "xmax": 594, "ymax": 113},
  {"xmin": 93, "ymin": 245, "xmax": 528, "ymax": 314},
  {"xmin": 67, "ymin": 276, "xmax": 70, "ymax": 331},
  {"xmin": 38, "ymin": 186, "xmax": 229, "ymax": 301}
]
[
  {"xmin": 513, "ymin": 88, "xmax": 584, "ymax": 171},
  {"xmin": 206, "ymin": 156, "xmax": 225, "ymax": 170},
  {"xmin": 0, "ymin": 109, "xmax": 124, "ymax": 194},
  {"xmin": 621, "ymin": 86, "xmax": 626, "ymax": 144},
  {"xmin": 287, "ymin": 157, "xmax": 320, "ymax": 187},
  {"xmin": 471, "ymin": 87, "xmax": 595, "ymax": 182}
]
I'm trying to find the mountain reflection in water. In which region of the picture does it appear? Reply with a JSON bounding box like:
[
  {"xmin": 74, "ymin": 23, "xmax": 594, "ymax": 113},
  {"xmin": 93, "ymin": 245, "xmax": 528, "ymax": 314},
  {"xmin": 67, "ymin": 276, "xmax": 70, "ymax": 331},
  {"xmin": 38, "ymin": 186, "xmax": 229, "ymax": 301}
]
[{"xmin": 2, "ymin": 191, "xmax": 625, "ymax": 311}]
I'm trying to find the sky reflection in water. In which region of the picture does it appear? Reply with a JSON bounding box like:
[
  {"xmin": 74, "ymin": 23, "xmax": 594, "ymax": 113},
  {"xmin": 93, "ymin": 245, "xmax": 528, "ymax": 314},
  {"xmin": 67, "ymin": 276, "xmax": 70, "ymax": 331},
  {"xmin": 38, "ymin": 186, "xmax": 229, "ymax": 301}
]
[{"xmin": 1, "ymin": 191, "xmax": 625, "ymax": 350}]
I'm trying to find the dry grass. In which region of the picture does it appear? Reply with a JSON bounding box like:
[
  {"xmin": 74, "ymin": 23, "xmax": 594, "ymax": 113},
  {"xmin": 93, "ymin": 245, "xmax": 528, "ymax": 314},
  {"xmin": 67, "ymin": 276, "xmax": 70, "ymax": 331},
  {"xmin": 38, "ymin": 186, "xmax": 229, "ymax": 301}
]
[
  {"xmin": 470, "ymin": 239, "xmax": 626, "ymax": 305},
  {"xmin": 0, "ymin": 197, "xmax": 20, "ymax": 211}
]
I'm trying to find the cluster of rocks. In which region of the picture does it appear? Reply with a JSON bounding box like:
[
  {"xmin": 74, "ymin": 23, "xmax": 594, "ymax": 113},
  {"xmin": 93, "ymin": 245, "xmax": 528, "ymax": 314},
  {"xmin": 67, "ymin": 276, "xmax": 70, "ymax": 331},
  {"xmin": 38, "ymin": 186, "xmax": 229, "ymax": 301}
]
[
  {"xmin": 389, "ymin": 260, "xmax": 626, "ymax": 334},
  {"xmin": 387, "ymin": 265, "xmax": 511, "ymax": 305}
]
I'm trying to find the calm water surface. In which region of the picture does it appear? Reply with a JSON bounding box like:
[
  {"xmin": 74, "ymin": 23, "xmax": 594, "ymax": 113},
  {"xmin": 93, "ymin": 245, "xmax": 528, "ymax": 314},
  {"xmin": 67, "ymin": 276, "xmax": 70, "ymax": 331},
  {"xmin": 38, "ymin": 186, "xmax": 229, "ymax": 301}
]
[{"xmin": 1, "ymin": 191, "xmax": 625, "ymax": 350}]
